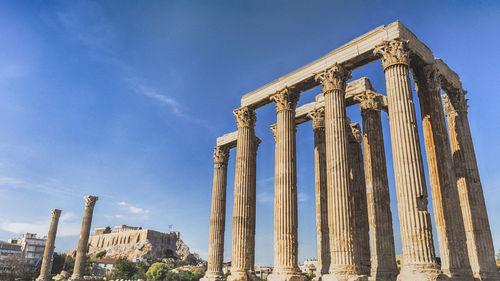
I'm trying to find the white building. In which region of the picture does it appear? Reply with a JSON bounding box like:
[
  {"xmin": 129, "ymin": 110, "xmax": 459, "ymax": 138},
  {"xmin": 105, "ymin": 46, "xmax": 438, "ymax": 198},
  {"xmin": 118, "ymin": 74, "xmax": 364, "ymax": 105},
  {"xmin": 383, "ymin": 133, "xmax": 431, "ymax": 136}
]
[
  {"xmin": 0, "ymin": 241, "xmax": 22, "ymax": 260},
  {"xmin": 10, "ymin": 233, "xmax": 46, "ymax": 269}
]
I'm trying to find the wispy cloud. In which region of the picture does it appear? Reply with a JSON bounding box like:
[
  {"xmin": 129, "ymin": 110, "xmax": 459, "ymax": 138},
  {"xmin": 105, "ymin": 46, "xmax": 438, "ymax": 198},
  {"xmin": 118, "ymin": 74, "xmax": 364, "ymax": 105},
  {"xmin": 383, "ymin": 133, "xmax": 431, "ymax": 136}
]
[
  {"xmin": 116, "ymin": 201, "xmax": 150, "ymax": 216},
  {"xmin": 0, "ymin": 212, "xmax": 81, "ymax": 237},
  {"xmin": 257, "ymin": 191, "xmax": 274, "ymax": 204},
  {"xmin": 298, "ymin": 192, "xmax": 309, "ymax": 203},
  {"xmin": 0, "ymin": 174, "xmax": 81, "ymax": 198}
]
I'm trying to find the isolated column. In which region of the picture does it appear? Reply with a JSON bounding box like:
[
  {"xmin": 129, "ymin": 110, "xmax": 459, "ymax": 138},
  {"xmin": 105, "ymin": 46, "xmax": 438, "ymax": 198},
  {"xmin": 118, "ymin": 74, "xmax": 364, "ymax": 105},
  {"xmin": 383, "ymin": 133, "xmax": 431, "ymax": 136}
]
[
  {"xmin": 315, "ymin": 63, "xmax": 365, "ymax": 281},
  {"xmin": 309, "ymin": 107, "xmax": 330, "ymax": 276},
  {"xmin": 229, "ymin": 106, "xmax": 257, "ymax": 281},
  {"xmin": 268, "ymin": 87, "xmax": 304, "ymax": 281},
  {"xmin": 413, "ymin": 64, "xmax": 473, "ymax": 280},
  {"xmin": 442, "ymin": 91, "xmax": 500, "ymax": 281},
  {"xmin": 203, "ymin": 146, "xmax": 230, "ymax": 281},
  {"xmin": 348, "ymin": 123, "xmax": 370, "ymax": 276},
  {"xmin": 356, "ymin": 91, "xmax": 398, "ymax": 281},
  {"xmin": 37, "ymin": 209, "xmax": 62, "ymax": 281},
  {"xmin": 72, "ymin": 195, "xmax": 98, "ymax": 280},
  {"xmin": 374, "ymin": 40, "xmax": 441, "ymax": 281}
]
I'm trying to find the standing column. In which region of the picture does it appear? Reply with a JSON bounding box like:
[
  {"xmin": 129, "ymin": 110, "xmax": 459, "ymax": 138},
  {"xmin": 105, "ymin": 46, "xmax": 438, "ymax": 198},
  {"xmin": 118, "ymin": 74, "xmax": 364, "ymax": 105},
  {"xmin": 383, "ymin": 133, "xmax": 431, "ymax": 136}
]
[
  {"xmin": 348, "ymin": 123, "xmax": 370, "ymax": 276},
  {"xmin": 202, "ymin": 146, "xmax": 230, "ymax": 281},
  {"xmin": 309, "ymin": 107, "xmax": 330, "ymax": 276},
  {"xmin": 315, "ymin": 63, "xmax": 366, "ymax": 281},
  {"xmin": 72, "ymin": 196, "xmax": 98, "ymax": 281},
  {"xmin": 413, "ymin": 64, "xmax": 473, "ymax": 280},
  {"xmin": 373, "ymin": 40, "xmax": 441, "ymax": 281},
  {"xmin": 228, "ymin": 106, "xmax": 257, "ymax": 281},
  {"xmin": 442, "ymin": 91, "xmax": 500, "ymax": 281},
  {"xmin": 37, "ymin": 209, "xmax": 62, "ymax": 281},
  {"xmin": 356, "ymin": 91, "xmax": 398, "ymax": 281},
  {"xmin": 248, "ymin": 137, "xmax": 261, "ymax": 277},
  {"xmin": 268, "ymin": 87, "xmax": 304, "ymax": 281}
]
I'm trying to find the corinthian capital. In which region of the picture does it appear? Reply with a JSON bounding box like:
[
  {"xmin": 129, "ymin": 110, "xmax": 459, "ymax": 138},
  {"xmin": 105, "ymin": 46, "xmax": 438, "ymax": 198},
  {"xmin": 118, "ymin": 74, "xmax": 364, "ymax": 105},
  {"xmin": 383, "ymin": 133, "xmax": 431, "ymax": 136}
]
[
  {"xmin": 374, "ymin": 39, "xmax": 411, "ymax": 70},
  {"xmin": 308, "ymin": 107, "xmax": 325, "ymax": 131},
  {"xmin": 84, "ymin": 196, "xmax": 98, "ymax": 207},
  {"xmin": 270, "ymin": 87, "xmax": 300, "ymax": 112},
  {"xmin": 354, "ymin": 90, "xmax": 384, "ymax": 113},
  {"xmin": 213, "ymin": 146, "xmax": 230, "ymax": 166},
  {"xmin": 314, "ymin": 63, "xmax": 352, "ymax": 93},
  {"xmin": 51, "ymin": 209, "xmax": 62, "ymax": 218},
  {"xmin": 349, "ymin": 123, "xmax": 362, "ymax": 144},
  {"xmin": 413, "ymin": 64, "xmax": 441, "ymax": 94},
  {"xmin": 269, "ymin": 124, "xmax": 277, "ymax": 141},
  {"xmin": 233, "ymin": 106, "xmax": 256, "ymax": 128},
  {"xmin": 442, "ymin": 89, "xmax": 468, "ymax": 116}
]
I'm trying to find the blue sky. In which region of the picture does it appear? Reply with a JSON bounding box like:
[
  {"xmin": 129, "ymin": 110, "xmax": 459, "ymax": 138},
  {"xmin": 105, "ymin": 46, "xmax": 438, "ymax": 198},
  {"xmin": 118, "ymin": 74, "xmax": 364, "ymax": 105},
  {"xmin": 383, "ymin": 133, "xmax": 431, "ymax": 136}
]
[{"xmin": 0, "ymin": 0, "xmax": 499, "ymax": 266}]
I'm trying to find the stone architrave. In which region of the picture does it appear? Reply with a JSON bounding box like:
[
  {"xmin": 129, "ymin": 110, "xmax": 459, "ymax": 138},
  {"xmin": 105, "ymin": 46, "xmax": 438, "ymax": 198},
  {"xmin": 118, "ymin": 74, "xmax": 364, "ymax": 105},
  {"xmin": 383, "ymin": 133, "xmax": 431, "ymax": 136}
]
[
  {"xmin": 374, "ymin": 39, "xmax": 442, "ymax": 281},
  {"xmin": 308, "ymin": 107, "xmax": 330, "ymax": 276},
  {"xmin": 228, "ymin": 106, "xmax": 258, "ymax": 281},
  {"xmin": 267, "ymin": 87, "xmax": 305, "ymax": 281},
  {"xmin": 442, "ymin": 91, "xmax": 500, "ymax": 281},
  {"xmin": 315, "ymin": 63, "xmax": 366, "ymax": 281},
  {"xmin": 355, "ymin": 91, "xmax": 398, "ymax": 281},
  {"xmin": 413, "ymin": 64, "xmax": 474, "ymax": 280},
  {"xmin": 37, "ymin": 209, "xmax": 62, "ymax": 281},
  {"xmin": 347, "ymin": 123, "xmax": 370, "ymax": 276},
  {"xmin": 202, "ymin": 146, "xmax": 231, "ymax": 281},
  {"xmin": 72, "ymin": 196, "xmax": 98, "ymax": 281}
]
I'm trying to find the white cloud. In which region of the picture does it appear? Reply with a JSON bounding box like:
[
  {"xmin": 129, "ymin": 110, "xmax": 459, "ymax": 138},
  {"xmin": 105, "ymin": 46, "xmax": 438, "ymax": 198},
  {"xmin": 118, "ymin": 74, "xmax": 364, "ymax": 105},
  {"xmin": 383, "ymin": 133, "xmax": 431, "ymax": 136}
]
[
  {"xmin": 0, "ymin": 212, "xmax": 80, "ymax": 237},
  {"xmin": 298, "ymin": 192, "xmax": 309, "ymax": 203},
  {"xmin": 257, "ymin": 191, "xmax": 274, "ymax": 204},
  {"xmin": 116, "ymin": 202, "xmax": 150, "ymax": 215}
]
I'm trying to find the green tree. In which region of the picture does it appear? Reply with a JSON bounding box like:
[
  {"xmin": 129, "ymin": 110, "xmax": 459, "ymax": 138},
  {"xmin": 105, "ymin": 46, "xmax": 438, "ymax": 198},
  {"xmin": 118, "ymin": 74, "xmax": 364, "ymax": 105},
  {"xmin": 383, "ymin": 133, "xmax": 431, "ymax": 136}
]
[
  {"xmin": 95, "ymin": 251, "xmax": 106, "ymax": 259},
  {"xmin": 64, "ymin": 255, "xmax": 75, "ymax": 275},
  {"xmin": 133, "ymin": 261, "xmax": 149, "ymax": 280},
  {"xmin": 51, "ymin": 253, "xmax": 67, "ymax": 274},
  {"xmin": 146, "ymin": 262, "xmax": 169, "ymax": 281},
  {"xmin": 111, "ymin": 257, "xmax": 136, "ymax": 279},
  {"xmin": 0, "ymin": 254, "xmax": 28, "ymax": 281},
  {"xmin": 496, "ymin": 249, "xmax": 500, "ymax": 261}
]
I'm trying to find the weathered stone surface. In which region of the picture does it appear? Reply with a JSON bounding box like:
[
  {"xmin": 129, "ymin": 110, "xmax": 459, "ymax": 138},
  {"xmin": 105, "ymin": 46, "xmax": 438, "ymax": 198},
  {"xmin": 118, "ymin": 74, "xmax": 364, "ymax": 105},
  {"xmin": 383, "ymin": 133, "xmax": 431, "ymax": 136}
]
[
  {"xmin": 72, "ymin": 196, "xmax": 98, "ymax": 281},
  {"xmin": 37, "ymin": 209, "xmax": 62, "ymax": 281}
]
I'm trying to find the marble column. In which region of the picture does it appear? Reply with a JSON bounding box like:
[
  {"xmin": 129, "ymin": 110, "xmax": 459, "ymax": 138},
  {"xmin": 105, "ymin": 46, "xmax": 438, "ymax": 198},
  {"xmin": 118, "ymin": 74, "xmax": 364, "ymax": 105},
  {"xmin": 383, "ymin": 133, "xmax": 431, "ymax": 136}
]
[
  {"xmin": 442, "ymin": 91, "xmax": 500, "ymax": 281},
  {"xmin": 248, "ymin": 137, "xmax": 261, "ymax": 277},
  {"xmin": 413, "ymin": 64, "xmax": 473, "ymax": 280},
  {"xmin": 228, "ymin": 106, "xmax": 258, "ymax": 281},
  {"xmin": 268, "ymin": 87, "xmax": 304, "ymax": 281},
  {"xmin": 373, "ymin": 40, "xmax": 442, "ymax": 281},
  {"xmin": 37, "ymin": 209, "xmax": 62, "ymax": 281},
  {"xmin": 202, "ymin": 146, "xmax": 230, "ymax": 281},
  {"xmin": 315, "ymin": 63, "xmax": 366, "ymax": 281},
  {"xmin": 355, "ymin": 91, "xmax": 398, "ymax": 281},
  {"xmin": 348, "ymin": 123, "xmax": 370, "ymax": 276},
  {"xmin": 72, "ymin": 196, "xmax": 98, "ymax": 280},
  {"xmin": 309, "ymin": 107, "xmax": 330, "ymax": 276}
]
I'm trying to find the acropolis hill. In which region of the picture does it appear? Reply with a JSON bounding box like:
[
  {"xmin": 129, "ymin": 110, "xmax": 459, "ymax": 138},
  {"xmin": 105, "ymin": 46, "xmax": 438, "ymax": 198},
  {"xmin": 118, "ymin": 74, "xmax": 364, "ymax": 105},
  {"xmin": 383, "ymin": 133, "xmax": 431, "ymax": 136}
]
[{"xmin": 66, "ymin": 225, "xmax": 190, "ymax": 261}]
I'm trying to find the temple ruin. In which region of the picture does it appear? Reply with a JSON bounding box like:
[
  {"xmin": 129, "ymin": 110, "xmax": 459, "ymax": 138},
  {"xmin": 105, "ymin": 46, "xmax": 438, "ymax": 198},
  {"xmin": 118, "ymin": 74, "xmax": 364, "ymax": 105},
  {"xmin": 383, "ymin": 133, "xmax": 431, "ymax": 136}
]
[{"xmin": 201, "ymin": 21, "xmax": 499, "ymax": 281}]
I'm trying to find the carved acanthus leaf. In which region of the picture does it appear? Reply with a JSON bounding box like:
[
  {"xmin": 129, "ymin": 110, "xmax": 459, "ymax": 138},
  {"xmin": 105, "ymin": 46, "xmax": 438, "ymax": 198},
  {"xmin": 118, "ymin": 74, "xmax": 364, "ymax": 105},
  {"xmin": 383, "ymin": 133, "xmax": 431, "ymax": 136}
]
[
  {"xmin": 442, "ymin": 90, "xmax": 468, "ymax": 116},
  {"xmin": 314, "ymin": 63, "xmax": 352, "ymax": 93},
  {"xmin": 233, "ymin": 106, "xmax": 256, "ymax": 128},
  {"xmin": 349, "ymin": 123, "xmax": 362, "ymax": 143},
  {"xmin": 270, "ymin": 87, "xmax": 300, "ymax": 112},
  {"xmin": 354, "ymin": 90, "xmax": 384, "ymax": 112},
  {"xmin": 307, "ymin": 107, "xmax": 325, "ymax": 130},
  {"xmin": 213, "ymin": 146, "xmax": 230, "ymax": 165},
  {"xmin": 413, "ymin": 64, "xmax": 441, "ymax": 94},
  {"xmin": 373, "ymin": 39, "xmax": 411, "ymax": 70},
  {"xmin": 84, "ymin": 196, "xmax": 98, "ymax": 207}
]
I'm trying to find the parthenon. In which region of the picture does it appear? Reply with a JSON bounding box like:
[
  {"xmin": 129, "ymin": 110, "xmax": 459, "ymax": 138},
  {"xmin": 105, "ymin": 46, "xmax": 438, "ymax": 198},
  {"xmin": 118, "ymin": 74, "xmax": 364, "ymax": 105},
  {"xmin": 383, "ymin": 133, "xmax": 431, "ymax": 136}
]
[{"xmin": 201, "ymin": 21, "xmax": 499, "ymax": 281}]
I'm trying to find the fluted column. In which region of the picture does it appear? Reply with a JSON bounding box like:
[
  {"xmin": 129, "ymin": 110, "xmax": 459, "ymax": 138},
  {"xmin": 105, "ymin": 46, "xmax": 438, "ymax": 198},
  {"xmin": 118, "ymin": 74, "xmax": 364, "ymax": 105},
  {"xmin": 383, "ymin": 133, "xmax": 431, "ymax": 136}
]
[
  {"xmin": 309, "ymin": 107, "xmax": 330, "ymax": 276},
  {"xmin": 202, "ymin": 146, "xmax": 231, "ymax": 281},
  {"xmin": 413, "ymin": 64, "xmax": 473, "ymax": 280},
  {"xmin": 355, "ymin": 91, "xmax": 398, "ymax": 281},
  {"xmin": 315, "ymin": 63, "xmax": 366, "ymax": 281},
  {"xmin": 248, "ymin": 137, "xmax": 261, "ymax": 277},
  {"xmin": 374, "ymin": 40, "xmax": 441, "ymax": 281},
  {"xmin": 228, "ymin": 106, "xmax": 257, "ymax": 281},
  {"xmin": 72, "ymin": 196, "xmax": 98, "ymax": 281},
  {"xmin": 348, "ymin": 123, "xmax": 370, "ymax": 276},
  {"xmin": 37, "ymin": 209, "xmax": 62, "ymax": 281},
  {"xmin": 442, "ymin": 91, "xmax": 499, "ymax": 281},
  {"xmin": 268, "ymin": 87, "xmax": 304, "ymax": 281}
]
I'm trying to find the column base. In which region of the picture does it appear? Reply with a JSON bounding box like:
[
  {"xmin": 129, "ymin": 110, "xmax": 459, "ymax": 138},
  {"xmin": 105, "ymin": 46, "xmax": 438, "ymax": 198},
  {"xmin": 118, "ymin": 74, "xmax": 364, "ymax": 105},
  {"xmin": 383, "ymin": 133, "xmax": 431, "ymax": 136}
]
[
  {"xmin": 323, "ymin": 273, "xmax": 367, "ymax": 281},
  {"xmin": 268, "ymin": 271, "xmax": 306, "ymax": 281},
  {"xmin": 201, "ymin": 272, "xmax": 224, "ymax": 281},
  {"xmin": 228, "ymin": 271, "xmax": 250, "ymax": 281},
  {"xmin": 368, "ymin": 270, "xmax": 398, "ymax": 281},
  {"xmin": 397, "ymin": 266, "xmax": 445, "ymax": 281},
  {"xmin": 475, "ymin": 271, "xmax": 500, "ymax": 281}
]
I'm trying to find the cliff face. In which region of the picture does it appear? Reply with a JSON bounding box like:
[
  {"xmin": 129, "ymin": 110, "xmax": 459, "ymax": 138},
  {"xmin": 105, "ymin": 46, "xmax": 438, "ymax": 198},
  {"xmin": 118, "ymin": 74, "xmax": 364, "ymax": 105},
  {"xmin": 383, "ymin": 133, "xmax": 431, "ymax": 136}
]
[{"xmin": 67, "ymin": 229, "xmax": 190, "ymax": 260}]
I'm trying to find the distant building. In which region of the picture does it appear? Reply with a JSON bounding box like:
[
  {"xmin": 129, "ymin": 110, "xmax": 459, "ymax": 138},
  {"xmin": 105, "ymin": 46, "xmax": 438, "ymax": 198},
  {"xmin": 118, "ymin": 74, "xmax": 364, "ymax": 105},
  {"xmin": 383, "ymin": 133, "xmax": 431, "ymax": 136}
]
[
  {"xmin": 0, "ymin": 241, "xmax": 22, "ymax": 260},
  {"xmin": 299, "ymin": 259, "xmax": 317, "ymax": 274},
  {"xmin": 255, "ymin": 265, "xmax": 272, "ymax": 280},
  {"xmin": 10, "ymin": 233, "xmax": 46, "ymax": 269},
  {"xmin": 92, "ymin": 258, "xmax": 117, "ymax": 276}
]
